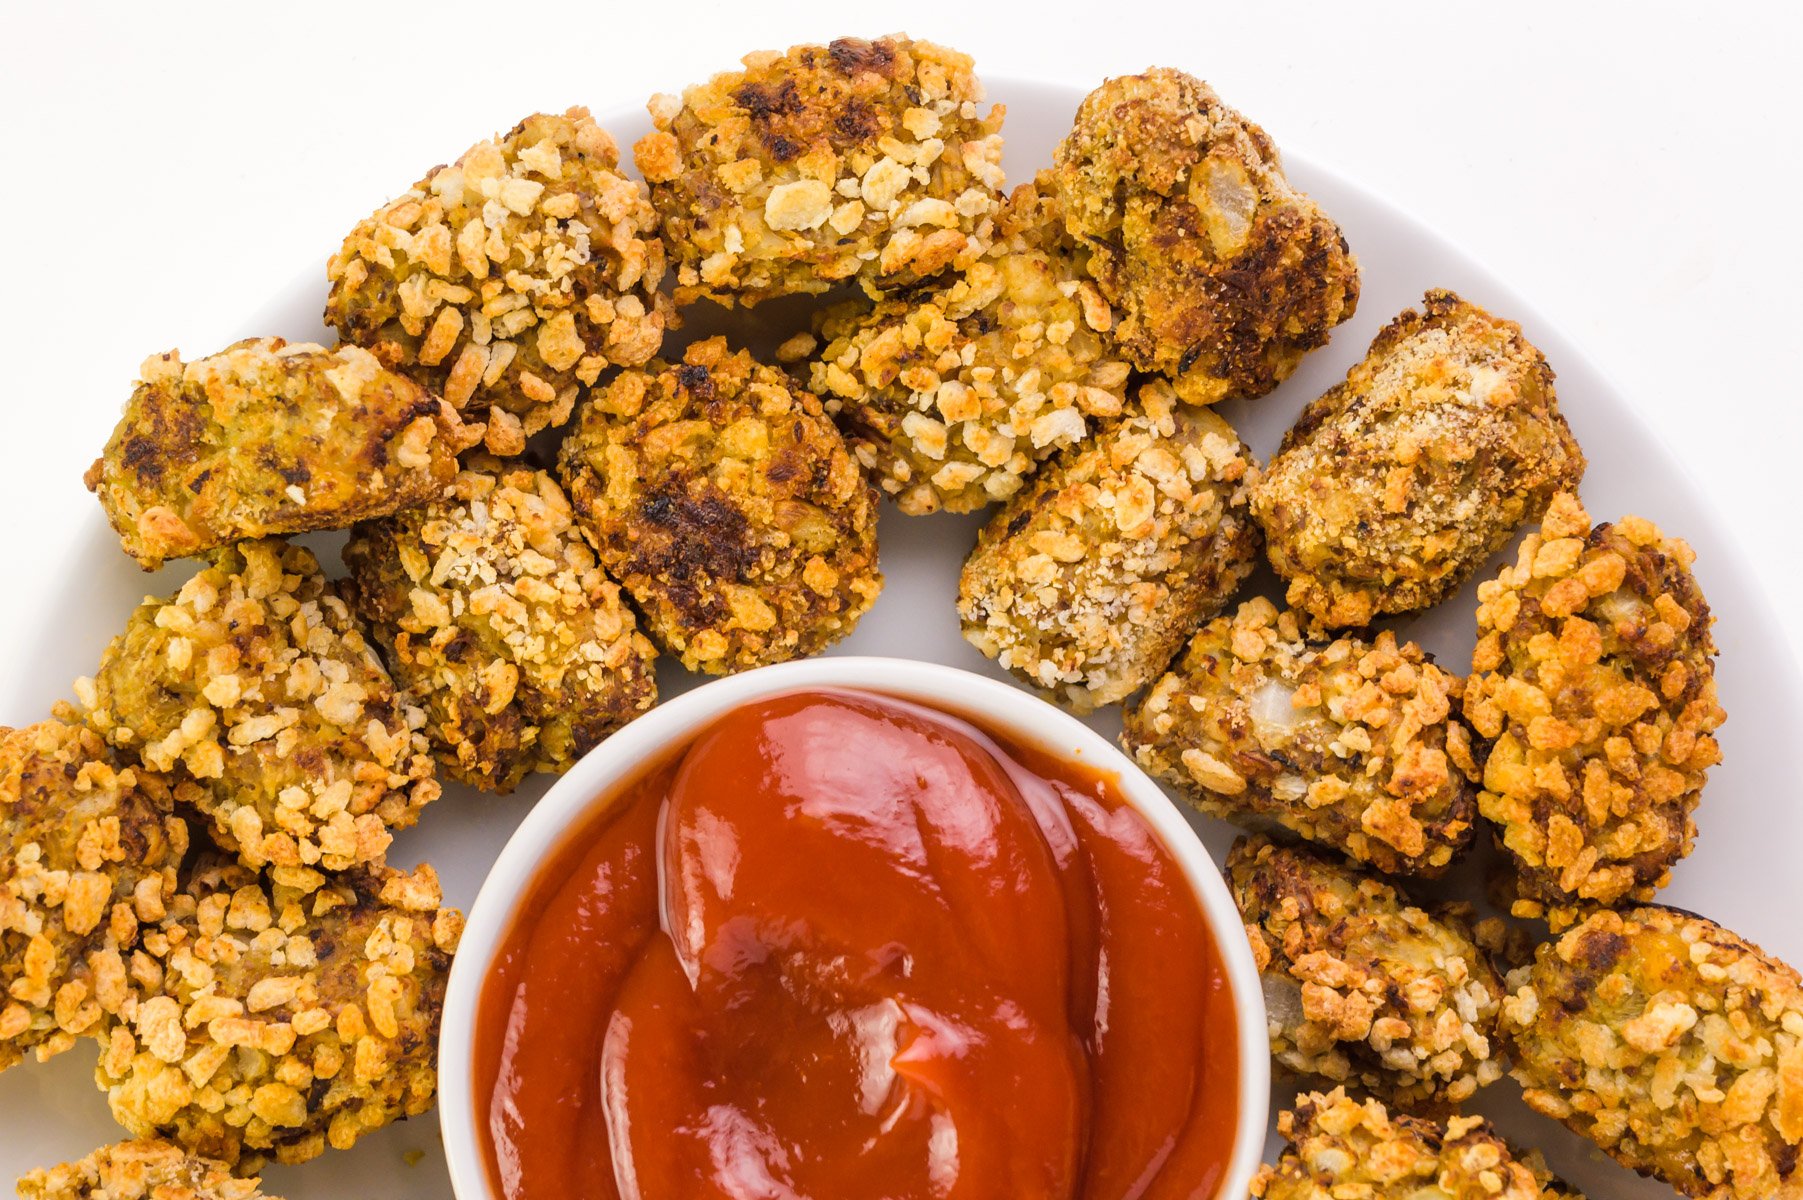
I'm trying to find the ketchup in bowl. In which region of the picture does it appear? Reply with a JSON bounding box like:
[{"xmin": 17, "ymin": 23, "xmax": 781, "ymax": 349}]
[{"xmin": 474, "ymin": 690, "xmax": 1238, "ymax": 1199}]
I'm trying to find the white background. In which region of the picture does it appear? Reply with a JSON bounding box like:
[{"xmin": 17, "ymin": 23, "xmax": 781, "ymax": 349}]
[
  {"xmin": 1, "ymin": 1, "xmax": 1799, "ymax": 684},
  {"xmin": 1, "ymin": 2, "xmax": 1801, "ymax": 1197}
]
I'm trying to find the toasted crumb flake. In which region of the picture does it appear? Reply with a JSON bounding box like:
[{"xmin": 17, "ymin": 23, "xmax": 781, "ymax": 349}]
[{"xmin": 18, "ymin": 1138, "xmax": 278, "ymax": 1200}]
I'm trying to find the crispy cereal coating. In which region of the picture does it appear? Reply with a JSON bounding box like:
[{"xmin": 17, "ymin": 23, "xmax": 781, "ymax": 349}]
[
  {"xmin": 635, "ymin": 35, "xmax": 1005, "ymax": 305},
  {"xmin": 1, "ymin": 722, "xmax": 186, "ymax": 1071},
  {"xmin": 803, "ymin": 175, "xmax": 1131, "ymax": 513},
  {"xmin": 1125, "ymin": 599, "xmax": 1478, "ymax": 874},
  {"xmin": 1053, "ymin": 68, "xmax": 1358, "ymax": 405},
  {"xmin": 1465, "ymin": 492, "xmax": 1724, "ymax": 925},
  {"xmin": 344, "ymin": 458, "xmax": 658, "ymax": 792},
  {"xmin": 327, "ymin": 107, "xmax": 671, "ymax": 453},
  {"xmin": 559, "ymin": 337, "xmax": 881, "ymax": 673},
  {"xmin": 97, "ymin": 861, "xmax": 462, "ymax": 1170},
  {"xmin": 1252, "ymin": 1088, "xmax": 1561, "ymax": 1200},
  {"xmin": 958, "ymin": 384, "xmax": 1259, "ymax": 712},
  {"xmin": 1228, "ymin": 836, "xmax": 1504, "ymax": 1107},
  {"xmin": 1253, "ymin": 290, "xmax": 1585, "ymax": 629},
  {"xmin": 18, "ymin": 1139, "xmax": 278, "ymax": 1200},
  {"xmin": 75, "ymin": 541, "xmax": 438, "ymax": 891},
  {"xmin": 85, "ymin": 339, "xmax": 474, "ymax": 569},
  {"xmin": 1502, "ymin": 906, "xmax": 1803, "ymax": 1199}
]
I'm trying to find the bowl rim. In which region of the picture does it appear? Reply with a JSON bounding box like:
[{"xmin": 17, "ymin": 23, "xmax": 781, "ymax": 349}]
[{"xmin": 438, "ymin": 655, "xmax": 1270, "ymax": 1200}]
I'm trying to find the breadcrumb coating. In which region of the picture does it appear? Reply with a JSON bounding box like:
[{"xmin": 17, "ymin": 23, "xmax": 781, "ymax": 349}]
[
  {"xmin": 327, "ymin": 107, "xmax": 671, "ymax": 453},
  {"xmin": 958, "ymin": 383, "xmax": 1260, "ymax": 712},
  {"xmin": 635, "ymin": 35, "xmax": 1005, "ymax": 305},
  {"xmin": 1253, "ymin": 290, "xmax": 1585, "ymax": 630},
  {"xmin": 1252, "ymin": 1088, "xmax": 1564, "ymax": 1200},
  {"xmin": 18, "ymin": 1139, "xmax": 277, "ymax": 1200},
  {"xmin": 1228, "ymin": 836, "xmax": 1504, "ymax": 1108},
  {"xmin": 1053, "ymin": 68, "xmax": 1358, "ymax": 405},
  {"xmin": 344, "ymin": 458, "xmax": 658, "ymax": 792},
  {"xmin": 1502, "ymin": 906, "xmax": 1803, "ymax": 1199},
  {"xmin": 1, "ymin": 722, "xmax": 186, "ymax": 1072},
  {"xmin": 85, "ymin": 339, "xmax": 474, "ymax": 569},
  {"xmin": 75, "ymin": 541, "xmax": 438, "ymax": 892},
  {"xmin": 1465, "ymin": 492, "xmax": 1724, "ymax": 926},
  {"xmin": 560, "ymin": 337, "xmax": 881, "ymax": 673},
  {"xmin": 1124, "ymin": 598, "xmax": 1479, "ymax": 875},
  {"xmin": 804, "ymin": 174, "xmax": 1130, "ymax": 513},
  {"xmin": 97, "ymin": 859, "xmax": 462, "ymax": 1171}
]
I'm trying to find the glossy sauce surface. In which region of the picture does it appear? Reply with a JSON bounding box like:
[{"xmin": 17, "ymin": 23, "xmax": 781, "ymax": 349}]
[{"xmin": 476, "ymin": 691, "xmax": 1237, "ymax": 1200}]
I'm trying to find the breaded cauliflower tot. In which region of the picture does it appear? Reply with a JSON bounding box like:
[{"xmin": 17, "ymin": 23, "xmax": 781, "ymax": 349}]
[
  {"xmin": 344, "ymin": 458, "xmax": 658, "ymax": 792},
  {"xmin": 1053, "ymin": 68, "xmax": 1358, "ymax": 405},
  {"xmin": 86, "ymin": 339, "xmax": 473, "ymax": 569},
  {"xmin": 804, "ymin": 174, "xmax": 1131, "ymax": 513},
  {"xmin": 1465, "ymin": 492, "xmax": 1724, "ymax": 926},
  {"xmin": 1502, "ymin": 906, "xmax": 1803, "ymax": 1199},
  {"xmin": 98, "ymin": 860, "xmax": 462, "ymax": 1171},
  {"xmin": 1, "ymin": 722, "xmax": 187, "ymax": 1071},
  {"xmin": 1253, "ymin": 291, "xmax": 1585, "ymax": 629},
  {"xmin": 76, "ymin": 541, "xmax": 438, "ymax": 890},
  {"xmin": 559, "ymin": 337, "xmax": 881, "ymax": 673},
  {"xmin": 1124, "ymin": 599, "xmax": 1478, "ymax": 875},
  {"xmin": 327, "ymin": 107, "xmax": 671, "ymax": 453},
  {"xmin": 958, "ymin": 383, "xmax": 1259, "ymax": 711},
  {"xmin": 635, "ymin": 35, "xmax": 1005, "ymax": 305},
  {"xmin": 19, "ymin": 1139, "xmax": 279, "ymax": 1200},
  {"xmin": 1253, "ymin": 1088, "xmax": 1566, "ymax": 1200},
  {"xmin": 1228, "ymin": 836, "xmax": 1504, "ymax": 1107}
]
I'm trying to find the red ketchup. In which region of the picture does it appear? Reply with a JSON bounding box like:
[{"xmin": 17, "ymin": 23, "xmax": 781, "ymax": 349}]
[{"xmin": 475, "ymin": 690, "xmax": 1237, "ymax": 1200}]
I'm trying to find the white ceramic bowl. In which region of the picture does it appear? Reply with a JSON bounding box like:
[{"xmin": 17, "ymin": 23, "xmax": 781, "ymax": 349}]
[{"xmin": 438, "ymin": 656, "xmax": 1269, "ymax": 1200}]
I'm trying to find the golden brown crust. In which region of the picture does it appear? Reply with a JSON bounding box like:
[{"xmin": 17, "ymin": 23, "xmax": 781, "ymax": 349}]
[
  {"xmin": 18, "ymin": 1139, "xmax": 276, "ymax": 1200},
  {"xmin": 326, "ymin": 107, "xmax": 670, "ymax": 452},
  {"xmin": 344, "ymin": 458, "xmax": 658, "ymax": 792},
  {"xmin": 958, "ymin": 382, "xmax": 1260, "ymax": 712},
  {"xmin": 1252, "ymin": 1087, "xmax": 1559, "ymax": 1199},
  {"xmin": 1228, "ymin": 836, "xmax": 1504, "ymax": 1107},
  {"xmin": 1124, "ymin": 598, "xmax": 1478, "ymax": 875},
  {"xmin": 559, "ymin": 337, "xmax": 881, "ymax": 673},
  {"xmin": 1, "ymin": 722, "xmax": 187, "ymax": 1072},
  {"xmin": 85, "ymin": 339, "xmax": 473, "ymax": 569},
  {"xmin": 1465, "ymin": 492, "xmax": 1724, "ymax": 925},
  {"xmin": 97, "ymin": 859, "xmax": 460, "ymax": 1171},
  {"xmin": 1502, "ymin": 906, "xmax": 1803, "ymax": 1199},
  {"xmin": 1253, "ymin": 290, "xmax": 1586, "ymax": 629},
  {"xmin": 635, "ymin": 35, "xmax": 1005, "ymax": 305},
  {"xmin": 75, "ymin": 541, "xmax": 438, "ymax": 891},
  {"xmin": 1053, "ymin": 68, "xmax": 1358, "ymax": 405},
  {"xmin": 804, "ymin": 174, "xmax": 1130, "ymax": 513}
]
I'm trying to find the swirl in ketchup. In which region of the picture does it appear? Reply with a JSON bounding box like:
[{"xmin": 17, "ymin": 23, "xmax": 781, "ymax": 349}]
[{"xmin": 475, "ymin": 690, "xmax": 1237, "ymax": 1199}]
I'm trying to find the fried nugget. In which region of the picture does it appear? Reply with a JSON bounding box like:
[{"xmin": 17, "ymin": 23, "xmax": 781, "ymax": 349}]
[
  {"xmin": 97, "ymin": 860, "xmax": 462, "ymax": 1171},
  {"xmin": 634, "ymin": 35, "xmax": 1005, "ymax": 305},
  {"xmin": 1465, "ymin": 492, "xmax": 1724, "ymax": 926},
  {"xmin": 559, "ymin": 337, "xmax": 881, "ymax": 673},
  {"xmin": 19, "ymin": 1139, "xmax": 278, "ymax": 1200},
  {"xmin": 1253, "ymin": 290, "xmax": 1586, "ymax": 630},
  {"xmin": 1, "ymin": 721, "xmax": 186, "ymax": 1071},
  {"xmin": 327, "ymin": 107, "xmax": 671, "ymax": 452},
  {"xmin": 958, "ymin": 383, "xmax": 1259, "ymax": 712},
  {"xmin": 1252, "ymin": 1088, "xmax": 1565, "ymax": 1200},
  {"xmin": 85, "ymin": 339, "xmax": 473, "ymax": 569},
  {"xmin": 1124, "ymin": 599, "xmax": 1478, "ymax": 874},
  {"xmin": 344, "ymin": 458, "xmax": 658, "ymax": 792},
  {"xmin": 75, "ymin": 541, "xmax": 438, "ymax": 890},
  {"xmin": 803, "ymin": 174, "xmax": 1130, "ymax": 513},
  {"xmin": 1053, "ymin": 68, "xmax": 1358, "ymax": 405},
  {"xmin": 1228, "ymin": 836, "xmax": 1504, "ymax": 1107},
  {"xmin": 1502, "ymin": 906, "xmax": 1803, "ymax": 1199}
]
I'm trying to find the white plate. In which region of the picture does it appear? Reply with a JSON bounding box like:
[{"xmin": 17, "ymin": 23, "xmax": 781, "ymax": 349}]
[{"xmin": 1, "ymin": 76, "xmax": 1796, "ymax": 1200}]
